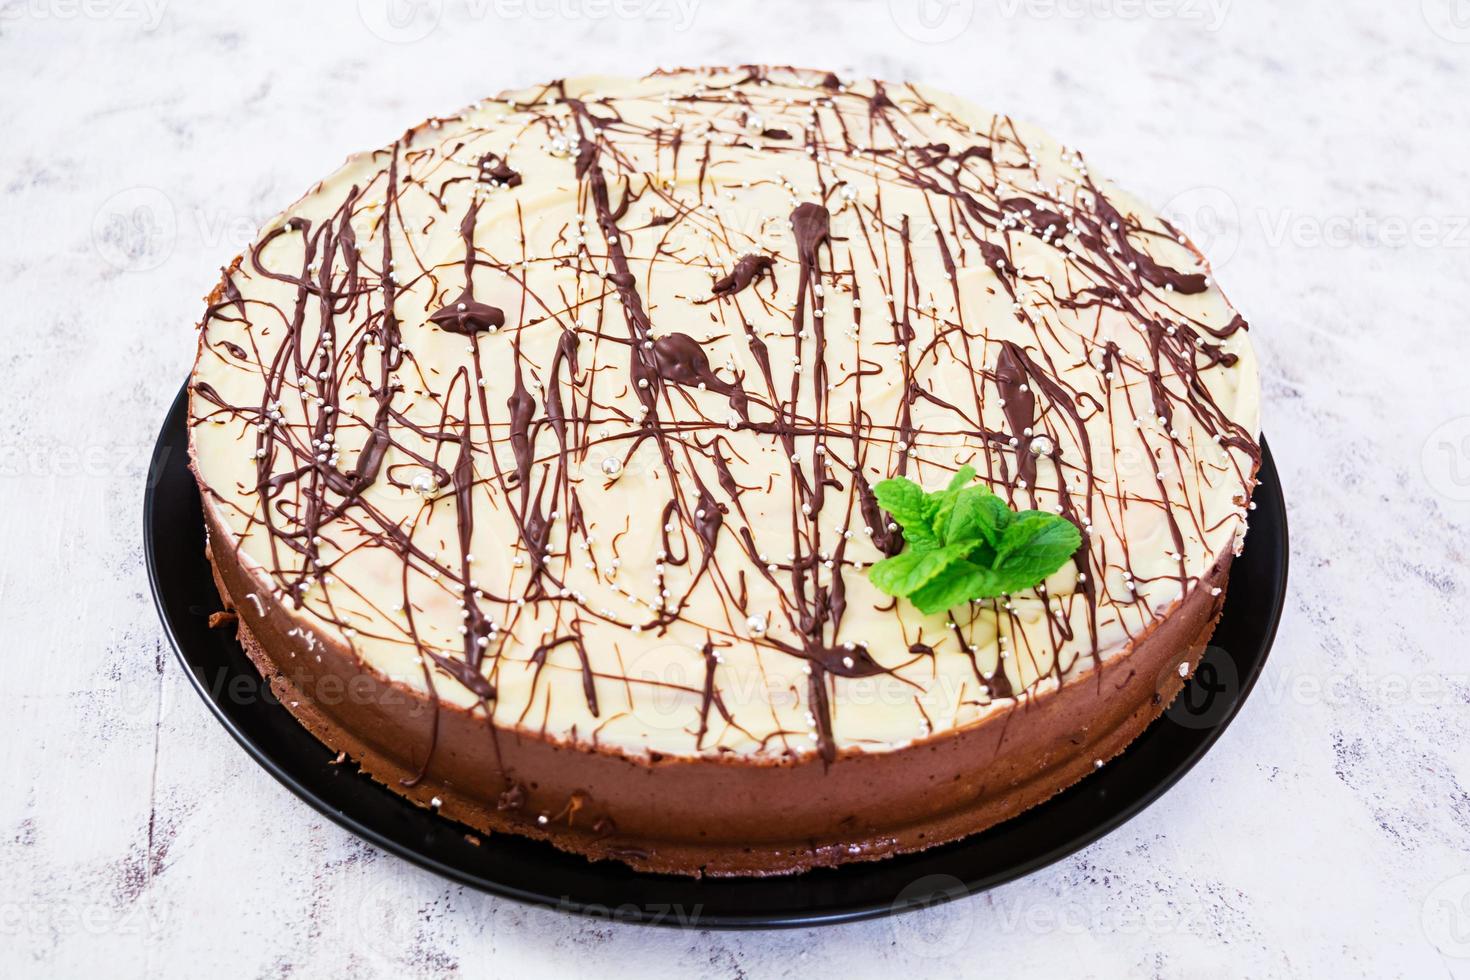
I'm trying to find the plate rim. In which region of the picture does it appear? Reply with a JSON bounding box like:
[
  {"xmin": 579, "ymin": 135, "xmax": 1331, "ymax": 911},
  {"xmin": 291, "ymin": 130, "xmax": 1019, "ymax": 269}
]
[{"xmin": 146, "ymin": 382, "xmax": 1288, "ymax": 929}]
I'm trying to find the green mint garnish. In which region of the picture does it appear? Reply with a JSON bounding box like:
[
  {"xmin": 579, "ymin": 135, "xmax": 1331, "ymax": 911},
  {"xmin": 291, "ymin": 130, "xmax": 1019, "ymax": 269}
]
[{"xmin": 867, "ymin": 465, "xmax": 1082, "ymax": 615}]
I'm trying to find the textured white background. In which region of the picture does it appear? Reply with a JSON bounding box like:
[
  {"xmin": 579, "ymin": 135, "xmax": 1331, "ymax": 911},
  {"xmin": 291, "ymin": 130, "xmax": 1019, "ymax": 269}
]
[{"xmin": 3, "ymin": 0, "xmax": 1470, "ymax": 976}]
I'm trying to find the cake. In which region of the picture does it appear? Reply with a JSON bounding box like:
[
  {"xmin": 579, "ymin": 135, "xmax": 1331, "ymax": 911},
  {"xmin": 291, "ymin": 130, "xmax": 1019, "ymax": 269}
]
[{"xmin": 188, "ymin": 66, "xmax": 1261, "ymax": 876}]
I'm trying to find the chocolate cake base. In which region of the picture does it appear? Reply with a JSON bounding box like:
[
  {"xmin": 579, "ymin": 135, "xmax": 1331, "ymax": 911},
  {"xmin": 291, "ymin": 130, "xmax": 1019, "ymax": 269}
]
[{"xmin": 202, "ymin": 493, "xmax": 1231, "ymax": 878}]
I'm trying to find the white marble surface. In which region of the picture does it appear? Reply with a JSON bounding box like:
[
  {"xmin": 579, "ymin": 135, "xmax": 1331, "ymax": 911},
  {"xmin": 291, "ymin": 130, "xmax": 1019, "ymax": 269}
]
[{"xmin": 3, "ymin": 0, "xmax": 1469, "ymax": 976}]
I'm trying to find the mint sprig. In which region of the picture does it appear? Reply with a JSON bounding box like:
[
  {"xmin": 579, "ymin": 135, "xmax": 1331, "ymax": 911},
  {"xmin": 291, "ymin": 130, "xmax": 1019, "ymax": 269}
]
[{"xmin": 867, "ymin": 466, "xmax": 1081, "ymax": 615}]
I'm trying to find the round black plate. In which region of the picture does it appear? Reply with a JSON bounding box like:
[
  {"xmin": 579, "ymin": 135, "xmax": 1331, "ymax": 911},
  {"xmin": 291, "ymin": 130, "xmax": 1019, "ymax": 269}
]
[{"xmin": 146, "ymin": 383, "xmax": 1287, "ymax": 929}]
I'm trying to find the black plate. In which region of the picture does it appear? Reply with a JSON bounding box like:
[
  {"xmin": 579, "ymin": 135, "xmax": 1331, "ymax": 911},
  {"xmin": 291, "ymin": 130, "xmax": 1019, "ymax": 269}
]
[{"xmin": 146, "ymin": 383, "xmax": 1287, "ymax": 929}]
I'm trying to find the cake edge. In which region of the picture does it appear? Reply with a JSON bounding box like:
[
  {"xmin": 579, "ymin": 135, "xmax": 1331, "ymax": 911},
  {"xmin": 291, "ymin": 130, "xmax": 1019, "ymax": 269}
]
[{"xmin": 195, "ymin": 474, "xmax": 1238, "ymax": 876}]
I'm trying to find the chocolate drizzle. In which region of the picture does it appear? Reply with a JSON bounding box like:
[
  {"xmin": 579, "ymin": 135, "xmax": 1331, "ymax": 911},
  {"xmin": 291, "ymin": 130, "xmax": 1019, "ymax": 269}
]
[
  {"xmin": 190, "ymin": 67, "xmax": 1259, "ymax": 770},
  {"xmin": 711, "ymin": 253, "xmax": 775, "ymax": 298},
  {"xmin": 429, "ymin": 293, "xmax": 505, "ymax": 335},
  {"xmin": 428, "ymin": 202, "xmax": 506, "ymax": 334},
  {"xmin": 479, "ymin": 152, "xmax": 522, "ymax": 188}
]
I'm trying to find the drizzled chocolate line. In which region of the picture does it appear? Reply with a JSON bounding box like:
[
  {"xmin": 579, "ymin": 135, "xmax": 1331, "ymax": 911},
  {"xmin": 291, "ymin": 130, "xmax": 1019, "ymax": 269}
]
[
  {"xmin": 190, "ymin": 67, "xmax": 1258, "ymax": 767},
  {"xmin": 428, "ymin": 203, "xmax": 506, "ymax": 335},
  {"xmin": 710, "ymin": 253, "xmax": 775, "ymax": 298}
]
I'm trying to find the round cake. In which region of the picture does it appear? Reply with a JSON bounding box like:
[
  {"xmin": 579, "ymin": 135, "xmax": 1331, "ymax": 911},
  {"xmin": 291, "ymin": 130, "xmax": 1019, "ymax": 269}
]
[{"xmin": 188, "ymin": 66, "xmax": 1260, "ymax": 876}]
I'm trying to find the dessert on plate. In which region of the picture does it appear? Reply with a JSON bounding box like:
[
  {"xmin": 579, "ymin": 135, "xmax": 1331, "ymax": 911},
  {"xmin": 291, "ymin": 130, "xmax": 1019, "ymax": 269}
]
[{"xmin": 188, "ymin": 66, "xmax": 1260, "ymax": 876}]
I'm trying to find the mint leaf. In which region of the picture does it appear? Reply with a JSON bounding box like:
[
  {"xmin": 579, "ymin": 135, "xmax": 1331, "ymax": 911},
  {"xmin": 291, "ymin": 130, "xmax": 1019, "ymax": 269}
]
[
  {"xmin": 942, "ymin": 487, "xmax": 996, "ymax": 546},
  {"xmin": 908, "ymin": 560, "xmax": 1002, "ymax": 614},
  {"xmin": 972, "ymin": 494, "xmax": 1011, "ymax": 548},
  {"xmin": 872, "ymin": 476, "xmax": 928, "ymax": 524},
  {"xmin": 945, "ymin": 465, "xmax": 977, "ymax": 493},
  {"xmin": 865, "ymin": 471, "xmax": 1082, "ymax": 614},
  {"xmin": 868, "ymin": 542, "xmax": 973, "ymax": 597},
  {"xmin": 872, "ymin": 477, "xmax": 936, "ymax": 545},
  {"xmin": 991, "ymin": 514, "xmax": 1082, "ymax": 593}
]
